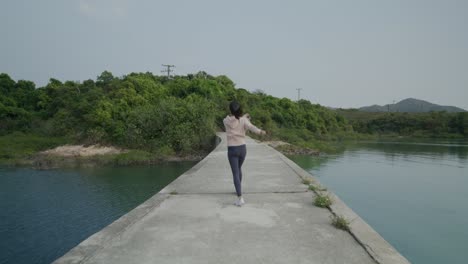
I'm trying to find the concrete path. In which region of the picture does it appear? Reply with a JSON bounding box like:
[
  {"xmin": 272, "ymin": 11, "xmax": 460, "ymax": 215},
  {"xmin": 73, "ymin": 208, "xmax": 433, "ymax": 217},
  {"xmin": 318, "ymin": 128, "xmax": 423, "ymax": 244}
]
[{"xmin": 54, "ymin": 133, "xmax": 410, "ymax": 264}]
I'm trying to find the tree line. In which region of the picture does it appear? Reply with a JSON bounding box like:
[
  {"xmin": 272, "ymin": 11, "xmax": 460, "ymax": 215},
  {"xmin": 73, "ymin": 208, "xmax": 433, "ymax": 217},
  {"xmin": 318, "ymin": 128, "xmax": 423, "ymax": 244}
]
[
  {"xmin": 337, "ymin": 109, "xmax": 468, "ymax": 138},
  {"xmin": 0, "ymin": 71, "xmax": 350, "ymax": 155},
  {"xmin": 2, "ymin": 71, "xmax": 467, "ymax": 158}
]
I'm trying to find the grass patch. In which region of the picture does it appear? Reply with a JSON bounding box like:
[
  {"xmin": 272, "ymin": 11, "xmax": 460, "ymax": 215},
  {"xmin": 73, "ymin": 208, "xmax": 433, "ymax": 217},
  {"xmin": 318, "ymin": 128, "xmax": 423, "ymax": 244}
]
[
  {"xmin": 302, "ymin": 178, "xmax": 312, "ymax": 185},
  {"xmin": 0, "ymin": 132, "xmax": 68, "ymax": 165},
  {"xmin": 314, "ymin": 194, "xmax": 332, "ymax": 208},
  {"xmin": 308, "ymin": 184, "xmax": 327, "ymax": 192},
  {"xmin": 113, "ymin": 150, "xmax": 155, "ymax": 166},
  {"xmin": 331, "ymin": 215, "xmax": 350, "ymax": 231}
]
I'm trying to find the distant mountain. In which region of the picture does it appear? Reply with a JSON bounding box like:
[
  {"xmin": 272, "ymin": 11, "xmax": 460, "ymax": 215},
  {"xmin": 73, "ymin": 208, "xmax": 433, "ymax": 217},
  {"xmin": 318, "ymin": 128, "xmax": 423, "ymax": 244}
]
[{"xmin": 359, "ymin": 98, "xmax": 466, "ymax": 113}]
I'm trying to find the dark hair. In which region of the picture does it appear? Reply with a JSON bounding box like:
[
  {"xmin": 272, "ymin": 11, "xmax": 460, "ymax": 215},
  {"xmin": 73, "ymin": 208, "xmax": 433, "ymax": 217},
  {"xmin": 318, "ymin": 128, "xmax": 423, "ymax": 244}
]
[{"xmin": 229, "ymin": 101, "xmax": 242, "ymax": 119}]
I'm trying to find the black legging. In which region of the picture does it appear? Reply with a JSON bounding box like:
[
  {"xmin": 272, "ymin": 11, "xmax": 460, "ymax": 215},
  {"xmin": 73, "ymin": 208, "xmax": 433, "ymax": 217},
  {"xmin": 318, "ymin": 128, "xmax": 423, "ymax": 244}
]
[{"xmin": 227, "ymin": 144, "xmax": 247, "ymax": 197}]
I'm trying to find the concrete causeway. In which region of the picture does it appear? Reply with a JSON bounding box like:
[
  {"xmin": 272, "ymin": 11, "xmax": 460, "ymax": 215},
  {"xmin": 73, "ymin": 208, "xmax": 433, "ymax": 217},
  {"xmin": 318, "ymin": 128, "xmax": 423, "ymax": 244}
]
[{"xmin": 54, "ymin": 133, "xmax": 410, "ymax": 264}]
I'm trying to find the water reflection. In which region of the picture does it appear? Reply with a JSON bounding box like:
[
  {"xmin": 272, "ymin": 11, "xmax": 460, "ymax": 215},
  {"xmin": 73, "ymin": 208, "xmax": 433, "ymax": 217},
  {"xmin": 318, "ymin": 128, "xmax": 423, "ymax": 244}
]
[
  {"xmin": 349, "ymin": 140, "xmax": 468, "ymax": 161},
  {"xmin": 0, "ymin": 162, "xmax": 196, "ymax": 264},
  {"xmin": 318, "ymin": 140, "xmax": 468, "ymax": 167},
  {"xmin": 290, "ymin": 139, "xmax": 468, "ymax": 264}
]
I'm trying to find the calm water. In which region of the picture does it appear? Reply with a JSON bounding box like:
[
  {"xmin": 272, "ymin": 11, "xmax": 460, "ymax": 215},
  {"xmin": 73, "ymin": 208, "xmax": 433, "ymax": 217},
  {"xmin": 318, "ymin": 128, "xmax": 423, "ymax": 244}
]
[
  {"xmin": 0, "ymin": 163, "xmax": 196, "ymax": 264},
  {"xmin": 290, "ymin": 140, "xmax": 468, "ymax": 264}
]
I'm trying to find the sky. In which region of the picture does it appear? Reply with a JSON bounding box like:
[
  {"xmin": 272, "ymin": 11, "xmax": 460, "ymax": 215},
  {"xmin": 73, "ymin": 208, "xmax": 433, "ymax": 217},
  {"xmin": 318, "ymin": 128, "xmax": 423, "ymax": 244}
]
[{"xmin": 1, "ymin": 0, "xmax": 467, "ymax": 109}]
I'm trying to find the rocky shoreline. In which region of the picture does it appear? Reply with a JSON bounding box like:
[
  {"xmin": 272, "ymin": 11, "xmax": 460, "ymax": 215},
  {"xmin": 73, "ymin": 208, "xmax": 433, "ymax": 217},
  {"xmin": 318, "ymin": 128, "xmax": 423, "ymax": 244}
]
[
  {"xmin": 264, "ymin": 141, "xmax": 320, "ymax": 156},
  {"xmin": 39, "ymin": 144, "xmax": 126, "ymax": 157},
  {"xmin": 29, "ymin": 144, "xmax": 205, "ymax": 169},
  {"xmin": 3, "ymin": 140, "xmax": 317, "ymax": 169}
]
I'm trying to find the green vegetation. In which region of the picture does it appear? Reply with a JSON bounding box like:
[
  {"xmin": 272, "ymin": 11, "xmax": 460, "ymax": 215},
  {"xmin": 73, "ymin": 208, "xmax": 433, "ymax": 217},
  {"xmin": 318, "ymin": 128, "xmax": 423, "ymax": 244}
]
[
  {"xmin": 359, "ymin": 98, "xmax": 466, "ymax": 113},
  {"xmin": 314, "ymin": 194, "xmax": 332, "ymax": 208},
  {"xmin": 0, "ymin": 132, "xmax": 67, "ymax": 165},
  {"xmin": 302, "ymin": 178, "xmax": 313, "ymax": 185},
  {"xmin": 309, "ymin": 184, "xmax": 327, "ymax": 192},
  {"xmin": 113, "ymin": 150, "xmax": 155, "ymax": 166},
  {"xmin": 0, "ymin": 71, "xmax": 351, "ymax": 165},
  {"xmin": 2, "ymin": 70, "xmax": 466, "ymax": 166},
  {"xmin": 331, "ymin": 215, "xmax": 350, "ymax": 231},
  {"xmin": 337, "ymin": 109, "xmax": 468, "ymax": 138}
]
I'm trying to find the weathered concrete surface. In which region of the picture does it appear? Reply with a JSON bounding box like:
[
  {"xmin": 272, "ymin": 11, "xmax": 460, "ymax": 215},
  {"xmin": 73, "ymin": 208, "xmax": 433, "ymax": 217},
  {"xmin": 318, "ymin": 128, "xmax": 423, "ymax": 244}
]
[
  {"xmin": 274, "ymin": 151, "xmax": 410, "ymax": 264},
  {"xmin": 54, "ymin": 133, "xmax": 410, "ymax": 264}
]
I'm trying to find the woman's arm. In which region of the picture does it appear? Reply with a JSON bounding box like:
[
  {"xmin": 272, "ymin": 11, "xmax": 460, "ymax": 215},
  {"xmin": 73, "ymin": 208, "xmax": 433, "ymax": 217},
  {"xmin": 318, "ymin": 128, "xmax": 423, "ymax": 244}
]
[{"xmin": 243, "ymin": 116, "xmax": 266, "ymax": 135}]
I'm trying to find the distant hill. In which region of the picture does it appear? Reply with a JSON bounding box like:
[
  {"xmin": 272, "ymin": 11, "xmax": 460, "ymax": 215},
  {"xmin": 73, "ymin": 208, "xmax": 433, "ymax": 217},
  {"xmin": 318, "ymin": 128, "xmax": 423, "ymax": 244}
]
[{"xmin": 359, "ymin": 98, "xmax": 466, "ymax": 113}]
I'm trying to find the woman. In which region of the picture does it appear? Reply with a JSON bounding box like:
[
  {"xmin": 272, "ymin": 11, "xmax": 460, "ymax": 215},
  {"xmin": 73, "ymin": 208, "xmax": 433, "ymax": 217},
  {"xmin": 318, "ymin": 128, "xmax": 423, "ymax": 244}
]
[{"xmin": 223, "ymin": 101, "xmax": 266, "ymax": 206}]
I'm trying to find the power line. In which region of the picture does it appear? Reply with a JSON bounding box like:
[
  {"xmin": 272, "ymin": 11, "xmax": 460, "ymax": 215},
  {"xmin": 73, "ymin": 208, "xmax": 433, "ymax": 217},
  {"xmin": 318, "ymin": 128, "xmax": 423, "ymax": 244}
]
[
  {"xmin": 161, "ymin": 64, "xmax": 175, "ymax": 78},
  {"xmin": 296, "ymin": 88, "xmax": 302, "ymax": 101}
]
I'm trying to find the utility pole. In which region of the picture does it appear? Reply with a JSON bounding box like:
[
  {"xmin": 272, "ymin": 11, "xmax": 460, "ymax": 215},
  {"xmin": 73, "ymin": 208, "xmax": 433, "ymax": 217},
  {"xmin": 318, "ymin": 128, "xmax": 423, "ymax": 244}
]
[
  {"xmin": 161, "ymin": 64, "xmax": 175, "ymax": 78},
  {"xmin": 296, "ymin": 88, "xmax": 302, "ymax": 101}
]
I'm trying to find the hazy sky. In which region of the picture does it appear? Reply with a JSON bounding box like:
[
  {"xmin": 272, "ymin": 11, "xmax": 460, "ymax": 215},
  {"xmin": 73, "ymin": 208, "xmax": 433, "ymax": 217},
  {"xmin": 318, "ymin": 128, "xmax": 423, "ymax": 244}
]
[{"xmin": 1, "ymin": 0, "xmax": 467, "ymax": 109}]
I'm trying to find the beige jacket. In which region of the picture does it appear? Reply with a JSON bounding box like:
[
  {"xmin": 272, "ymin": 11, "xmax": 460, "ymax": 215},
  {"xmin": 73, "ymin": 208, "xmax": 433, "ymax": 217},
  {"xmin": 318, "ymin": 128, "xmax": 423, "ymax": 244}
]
[{"xmin": 223, "ymin": 115, "xmax": 263, "ymax": 146}]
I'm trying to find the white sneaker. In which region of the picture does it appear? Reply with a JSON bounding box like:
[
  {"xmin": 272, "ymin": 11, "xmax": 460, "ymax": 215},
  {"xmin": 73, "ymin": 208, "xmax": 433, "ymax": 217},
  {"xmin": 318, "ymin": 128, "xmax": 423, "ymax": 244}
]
[{"xmin": 234, "ymin": 197, "xmax": 245, "ymax": 207}]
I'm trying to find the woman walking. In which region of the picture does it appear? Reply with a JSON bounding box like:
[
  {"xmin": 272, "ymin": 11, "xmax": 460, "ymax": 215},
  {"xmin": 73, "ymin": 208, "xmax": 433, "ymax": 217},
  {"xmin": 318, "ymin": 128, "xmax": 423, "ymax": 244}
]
[{"xmin": 223, "ymin": 101, "xmax": 266, "ymax": 206}]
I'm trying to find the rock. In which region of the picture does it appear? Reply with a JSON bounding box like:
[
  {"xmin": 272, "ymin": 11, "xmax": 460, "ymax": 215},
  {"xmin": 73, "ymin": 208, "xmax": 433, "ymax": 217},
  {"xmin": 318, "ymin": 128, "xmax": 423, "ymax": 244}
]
[
  {"xmin": 266, "ymin": 141, "xmax": 320, "ymax": 156},
  {"xmin": 40, "ymin": 145, "xmax": 126, "ymax": 157}
]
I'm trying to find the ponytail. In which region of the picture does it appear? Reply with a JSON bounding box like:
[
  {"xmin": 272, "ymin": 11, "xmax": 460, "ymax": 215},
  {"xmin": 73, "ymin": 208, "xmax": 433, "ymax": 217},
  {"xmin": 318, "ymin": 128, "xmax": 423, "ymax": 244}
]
[{"xmin": 229, "ymin": 101, "xmax": 242, "ymax": 119}]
